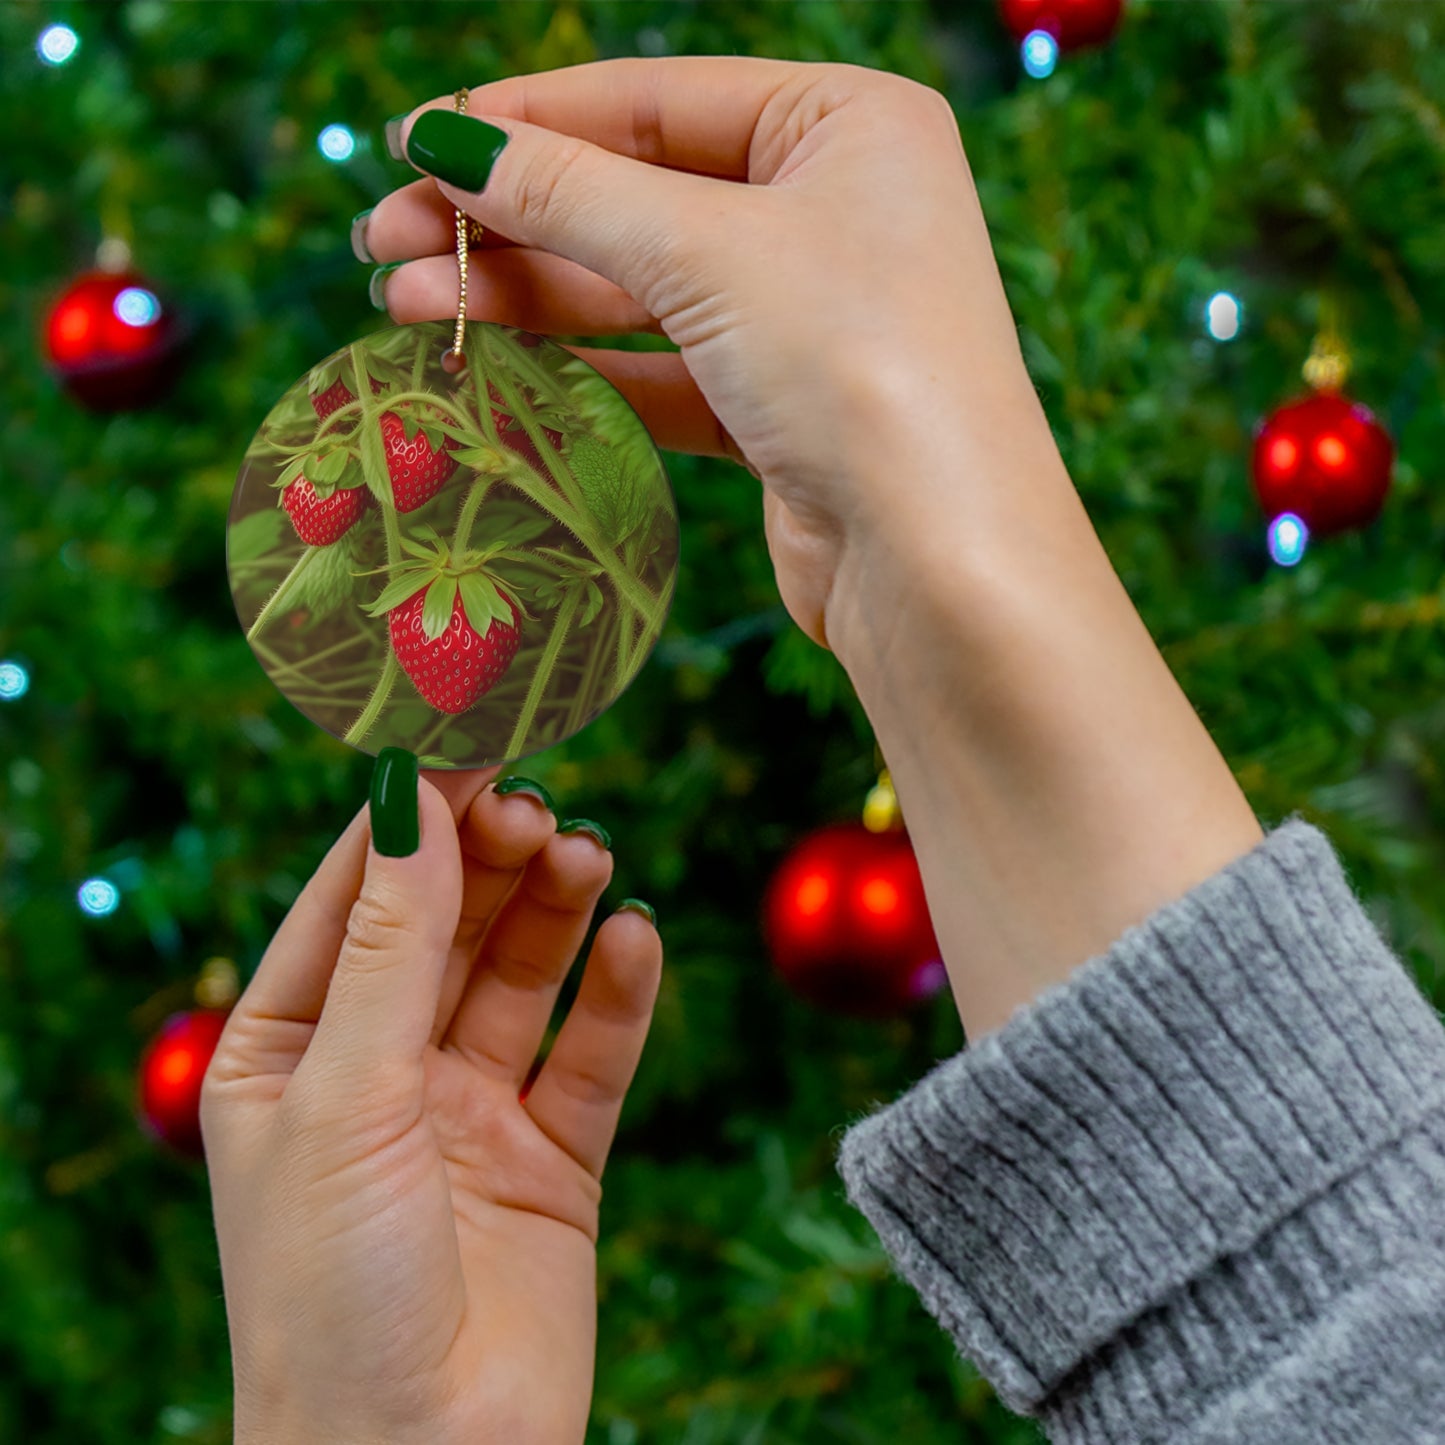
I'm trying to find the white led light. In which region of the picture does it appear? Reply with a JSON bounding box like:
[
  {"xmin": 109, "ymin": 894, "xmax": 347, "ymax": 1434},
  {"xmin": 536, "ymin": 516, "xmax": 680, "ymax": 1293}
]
[
  {"xmin": 1206, "ymin": 291, "xmax": 1243, "ymax": 342},
  {"xmin": 318, "ymin": 124, "xmax": 357, "ymax": 162},
  {"xmin": 0, "ymin": 661, "xmax": 29, "ymax": 700},
  {"xmin": 114, "ymin": 287, "xmax": 161, "ymax": 327},
  {"xmin": 38, "ymin": 24, "xmax": 79, "ymax": 66},
  {"xmin": 1267, "ymin": 512, "xmax": 1308, "ymax": 567},
  {"xmin": 1022, "ymin": 30, "xmax": 1059, "ymax": 79},
  {"xmin": 78, "ymin": 878, "xmax": 121, "ymax": 917}
]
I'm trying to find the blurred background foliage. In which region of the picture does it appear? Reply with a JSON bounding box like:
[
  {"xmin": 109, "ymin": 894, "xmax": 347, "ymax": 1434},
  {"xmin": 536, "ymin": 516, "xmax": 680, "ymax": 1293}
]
[{"xmin": 1, "ymin": 2, "xmax": 1443, "ymax": 1442}]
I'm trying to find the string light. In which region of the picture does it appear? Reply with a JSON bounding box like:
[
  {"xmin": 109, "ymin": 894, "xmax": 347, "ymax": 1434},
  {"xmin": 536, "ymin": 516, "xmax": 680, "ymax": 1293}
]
[
  {"xmin": 78, "ymin": 878, "xmax": 121, "ymax": 917},
  {"xmin": 317, "ymin": 124, "xmax": 356, "ymax": 162},
  {"xmin": 0, "ymin": 661, "xmax": 29, "ymax": 701},
  {"xmin": 1267, "ymin": 512, "xmax": 1309, "ymax": 568},
  {"xmin": 1205, "ymin": 291, "xmax": 1242, "ymax": 341},
  {"xmin": 1022, "ymin": 30, "xmax": 1060, "ymax": 78},
  {"xmin": 114, "ymin": 287, "xmax": 162, "ymax": 328},
  {"xmin": 37, "ymin": 24, "xmax": 79, "ymax": 66}
]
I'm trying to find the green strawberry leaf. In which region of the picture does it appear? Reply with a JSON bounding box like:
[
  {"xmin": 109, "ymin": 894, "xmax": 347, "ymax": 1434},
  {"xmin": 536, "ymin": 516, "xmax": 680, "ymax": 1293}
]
[
  {"xmin": 399, "ymin": 533, "xmax": 444, "ymax": 562},
  {"xmin": 229, "ymin": 508, "xmax": 285, "ymax": 566},
  {"xmin": 310, "ymin": 447, "xmax": 349, "ymax": 485},
  {"xmin": 290, "ymin": 534, "xmax": 366, "ymax": 621},
  {"xmin": 274, "ymin": 453, "xmax": 310, "ymax": 490},
  {"xmin": 579, "ymin": 578, "xmax": 604, "ymax": 628},
  {"xmin": 361, "ymin": 569, "xmax": 434, "ymax": 617},
  {"xmin": 421, "ymin": 575, "xmax": 459, "ymax": 641},
  {"xmin": 457, "ymin": 572, "xmax": 503, "ymax": 637},
  {"xmin": 419, "ymin": 424, "xmax": 445, "ymax": 452}
]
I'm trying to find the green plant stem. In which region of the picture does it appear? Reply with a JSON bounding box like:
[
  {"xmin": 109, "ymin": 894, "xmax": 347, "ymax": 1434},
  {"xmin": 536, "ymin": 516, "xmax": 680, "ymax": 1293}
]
[
  {"xmin": 453, "ymin": 476, "xmax": 495, "ymax": 554},
  {"xmin": 252, "ymin": 632, "xmax": 370, "ymax": 684},
  {"xmin": 245, "ymin": 546, "xmax": 322, "ymax": 642},
  {"xmin": 506, "ymin": 586, "xmax": 582, "ymax": 758},
  {"xmin": 564, "ymin": 603, "xmax": 612, "ymax": 735},
  {"xmin": 343, "ymin": 649, "xmax": 400, "ymax": 747},
  {"xmin": 481, "ymin": 330, "xmax": 666, "ymax": 637}
]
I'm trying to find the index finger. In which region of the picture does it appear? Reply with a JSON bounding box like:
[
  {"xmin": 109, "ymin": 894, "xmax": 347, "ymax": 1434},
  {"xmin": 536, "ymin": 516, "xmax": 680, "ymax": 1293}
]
[{"xmin": 401, "ymin": 54, "xmax": 809, "ymax": 182}]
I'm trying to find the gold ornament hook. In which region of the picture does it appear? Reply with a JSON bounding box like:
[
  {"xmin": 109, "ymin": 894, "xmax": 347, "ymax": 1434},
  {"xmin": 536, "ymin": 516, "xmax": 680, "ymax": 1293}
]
[{"xmin": 443, "ymin": 88, "xmax": 482, "ymax": 372}]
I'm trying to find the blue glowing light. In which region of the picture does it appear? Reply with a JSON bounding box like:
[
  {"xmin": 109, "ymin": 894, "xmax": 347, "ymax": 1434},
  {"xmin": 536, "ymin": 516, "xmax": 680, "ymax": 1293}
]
[
  {"xmin": 78, "ymin": 878, "xmax": 121, "ymax": 917},
  {"xmin": 1206, "ymin": 291, "xmax": 1243, "ymax": 341},
  {"xmin": 1268, "ymin": 512, "xmax": 1309, "ymax": 567},
  {"xmin": 114, "ymin": 287, "xmax": 161, "ymax": 328},
  {"xmin": 318, "ymin": 124, "xmax": 356, "ymax": 162},
  {"xmin": 38, "ymin": 24, "xmax": 79, "ymax": 66},
  {"xmin": 0, "ymin": 661, "xmax": 29, "ymax": 701},
  {"xmin": 1022, "ymin": 30, "xmax": 1059, "ymax": 79}
]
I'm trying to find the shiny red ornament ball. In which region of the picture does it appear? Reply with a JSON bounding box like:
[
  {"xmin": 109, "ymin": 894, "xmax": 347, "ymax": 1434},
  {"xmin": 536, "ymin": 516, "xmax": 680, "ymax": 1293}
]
[
  {"xmin": 137, "ymin": 1009, "xmax": 230, "ymax": 1158},
  {"xmin": 44, "ymin": 269, "xmax": 181, "ymax": 410},
  {"xmin": 762, "ymin": 821, "xmax": 946, "ymax": 1018},
  {"xmin": 1251, "ymin": 392, "xmax": 1394, "ymax": 537},
  {"xmin": 998, "ymin": 0, "xmax": 1124, "ymax": 49}
]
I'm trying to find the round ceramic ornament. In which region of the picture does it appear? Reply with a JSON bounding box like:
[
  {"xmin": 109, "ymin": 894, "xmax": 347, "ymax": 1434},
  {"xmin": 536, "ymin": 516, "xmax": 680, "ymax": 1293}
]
[{"xmin": 228, "ymin": 317, "xmax": 678, "ymax": 767}]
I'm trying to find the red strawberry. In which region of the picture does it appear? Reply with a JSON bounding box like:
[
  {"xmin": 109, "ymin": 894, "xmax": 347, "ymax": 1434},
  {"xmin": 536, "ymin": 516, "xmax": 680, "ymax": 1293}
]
[
  {"xmin": 281, "ymin": 475, "xmax": 371, "ymax": 545},
  {"xmin": 310, "ymin": 375, "xmax": 383, "ymax": 420},
  {"xmin": 380, "ymin": 409, "xmax": 460, "ymax": 511},
  {"xmin": 389, "ymin": 583, "xmax": 522, "ymax": 714}
]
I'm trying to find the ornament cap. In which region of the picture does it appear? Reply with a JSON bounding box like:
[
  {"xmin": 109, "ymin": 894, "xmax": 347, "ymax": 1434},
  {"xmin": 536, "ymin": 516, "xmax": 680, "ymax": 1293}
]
[
  {"xmin": 863, "ymin": 767, "xmax": 903, "ymax": 833},
  {"xmin": 1302, "ymin": 326, "xmax": 1351, "ymax": 393}
]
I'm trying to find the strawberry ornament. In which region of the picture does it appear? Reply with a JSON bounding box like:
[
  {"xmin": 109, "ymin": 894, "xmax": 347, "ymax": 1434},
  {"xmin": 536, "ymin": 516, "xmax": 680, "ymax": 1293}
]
[{"xmin": 363, "ymin": 526, "xmax": 534, "ymax": 716}]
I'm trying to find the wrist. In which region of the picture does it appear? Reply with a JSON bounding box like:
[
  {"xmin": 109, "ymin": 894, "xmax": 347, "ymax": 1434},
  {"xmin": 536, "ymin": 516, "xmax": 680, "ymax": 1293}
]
[{"xmin": 826, "ymin": 421, "xmax": 1262, "ymax": 1039}]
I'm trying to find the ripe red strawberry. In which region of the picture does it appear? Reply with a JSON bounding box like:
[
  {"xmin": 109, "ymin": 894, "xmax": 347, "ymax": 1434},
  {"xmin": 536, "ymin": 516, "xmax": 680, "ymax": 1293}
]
[
  {"xmin": 310, "ymin": 374, "xmax": 383, "ymax": 420},
  {"xmin": 380, "ymin": 409, "xmax": 460, "ymax": 511},
  {"xmin": 281, "ymin": 475, "xmax": 371, "ymax": 545},
  {"xmin": 389, "ymin": 583, "xmax": 522, "ymax": 714}
]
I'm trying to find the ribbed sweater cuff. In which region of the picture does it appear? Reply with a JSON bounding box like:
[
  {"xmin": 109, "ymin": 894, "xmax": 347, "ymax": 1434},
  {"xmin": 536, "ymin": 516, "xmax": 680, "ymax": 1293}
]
[{"xmin": 835, "ymin": 818, "xmax": 1445, "ymax": 1433}]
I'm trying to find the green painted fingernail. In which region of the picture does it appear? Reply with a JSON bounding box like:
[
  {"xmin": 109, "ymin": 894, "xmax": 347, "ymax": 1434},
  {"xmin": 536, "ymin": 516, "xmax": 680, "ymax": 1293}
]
[
  {"xmin": 350, "ymin": 208, "xmax": 375, "ymax": 264},
  {"xmin": 405, "ymin": 110, "xmax": 510, "ymax": 192},
  {"xmin": 369, "ymin": 262, "xmax": 403, "ymax": 311},
  {"xmin": 558, "ymin": 817, "xmax": 611, "ymax": 851},
  {"xmin": 493, "ymin": 775, "xmax": 556, "ymax": 812},
  {"xmin": 617, "ymin": 898, "xmax": 656, "ymax": 926},
  {"xmin": 370, "ymin": 747, "xmax": 419, "ymax": 857},
  {"xmin": 384, "ymin": 113, "xmax": 409, "ymax": 162}
]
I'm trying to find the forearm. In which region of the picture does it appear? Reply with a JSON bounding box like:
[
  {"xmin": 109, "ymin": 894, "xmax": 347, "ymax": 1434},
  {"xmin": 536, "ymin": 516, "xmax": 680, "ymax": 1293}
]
[{"xmin": 826, "ymin": 388, "xmax": 1262, "ymax": 1040}]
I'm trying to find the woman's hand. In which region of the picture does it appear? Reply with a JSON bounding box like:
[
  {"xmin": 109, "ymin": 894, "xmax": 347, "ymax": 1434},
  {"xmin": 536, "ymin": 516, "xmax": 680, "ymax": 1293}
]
[
  {"xmin": 361, "ymin": 56, "xmax": 1053, "ymax": 659},
  {"xmin": 202, "ymin": 762, "xmax": 661, "ymax": 1445},
  {"xmin": 362, "ymin": 59, "xmax": 1263, "ymax": 1041}
]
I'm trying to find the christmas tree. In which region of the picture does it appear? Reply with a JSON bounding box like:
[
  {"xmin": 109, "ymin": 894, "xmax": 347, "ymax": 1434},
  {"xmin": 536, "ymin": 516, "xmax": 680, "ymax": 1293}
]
[{"xmin": 2, "ymin": 3, "xmax": 1442, "ymax": 1442}]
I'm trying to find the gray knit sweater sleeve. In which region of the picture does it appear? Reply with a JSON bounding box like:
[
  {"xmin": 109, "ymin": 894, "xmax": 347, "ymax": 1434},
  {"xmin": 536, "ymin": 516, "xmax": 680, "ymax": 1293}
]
[{"xmin": 835, "ymin": 819, "xmax": 1445, "ymax": 1443}]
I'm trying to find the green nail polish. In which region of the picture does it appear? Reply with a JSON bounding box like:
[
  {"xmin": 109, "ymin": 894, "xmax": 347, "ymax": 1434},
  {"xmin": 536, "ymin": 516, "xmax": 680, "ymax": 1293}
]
[
  {"xmin": 405, "ymin": 110, "xmax": 510, "ymax": 193},
  {"xmin": 558, "ymin": 818, "xmax": 612, "ymax": 851},
  {"xmin": 350, "ymin": 208, "xmax": 375, "ymax": 264},
  {"xmin": 493, "ymin": 775, "xmax": 556, "ymax": 812},
  {"xmin": 384, "ymin": 113, "xmax": 409, "ymax": 162},
  {"xmin": 370, "ymin": 747, "xmax": 419, "ymax": 857},
  {"xmin": 369, "ymin": 262, "xmax": 403, "ymax": 311},
  {"xmin": 617, "ymin": 897, "xmax": 656, "ymax": 926}
]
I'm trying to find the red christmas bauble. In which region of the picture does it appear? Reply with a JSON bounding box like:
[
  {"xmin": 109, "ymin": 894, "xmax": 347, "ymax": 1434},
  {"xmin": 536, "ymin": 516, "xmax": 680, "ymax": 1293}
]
[
  {"xmin": 998, "ymin": 0, "xmax": 1124, "ymax": 49},
  {"xmin": 1251, "ymin": 391, "xmax": 1394, "ymax": 537},
  {"xmin": 762, "ymin": 821, "xmax": 946, "ymax": 1018},
  {"xmin": 137, "ymin": 1009, "xmax": 230, "ymax": 1157},
  {"xmin": 44, "ymin": 269, "xmax": 182, "ymax": 410}
]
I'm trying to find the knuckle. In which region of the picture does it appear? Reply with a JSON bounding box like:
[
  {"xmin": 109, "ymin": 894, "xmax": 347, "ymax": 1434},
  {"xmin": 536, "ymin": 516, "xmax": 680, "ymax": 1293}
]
[
  {"xmin": 513, "ymin": 135, "xmax": 590, "ymax": 231},
  {"xmin": 340, "ymin": 892, "xmax": 410, "ymax": 969}
]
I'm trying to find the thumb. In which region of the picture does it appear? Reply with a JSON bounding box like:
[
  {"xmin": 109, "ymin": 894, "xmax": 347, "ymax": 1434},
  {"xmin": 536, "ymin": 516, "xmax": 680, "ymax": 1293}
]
[
  {"xmin": 396, "ymin": 105, "xmax": 744, "ymax": 316},
  {"xmin": 304, "ymin": 750, "xmax": 463, "ymax": 1089}
]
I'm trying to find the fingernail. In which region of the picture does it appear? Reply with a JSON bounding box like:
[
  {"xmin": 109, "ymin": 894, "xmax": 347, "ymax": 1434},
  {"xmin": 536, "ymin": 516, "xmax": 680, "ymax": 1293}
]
[
  {"xmin": 370, "ymin": 747, "xmax": 420, "ymax": 857},
  {"xmin": 558, "ymin": 817, "xmax": 611, "ymax": 851},
  {"xmin": 384, "ymin": 113, "xmax": 409, "ymax": 162},
  {"xmin": 350, "ymin": 208, "xmax": 375, "ymax": 264},
  {"xmin": 369, "ymin": 262, "xmax": 403, "ymax": 311},
  {"xmin": 405, "ymin": 110, "xmax": 510, "ymax": 193},
  {"xmin": 616, "ymin": 897, "xmax": 656, "ymax": 926},
  {"xmin": 493, "ymin": 775, "xmax": 556, "ymax": 812}
]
